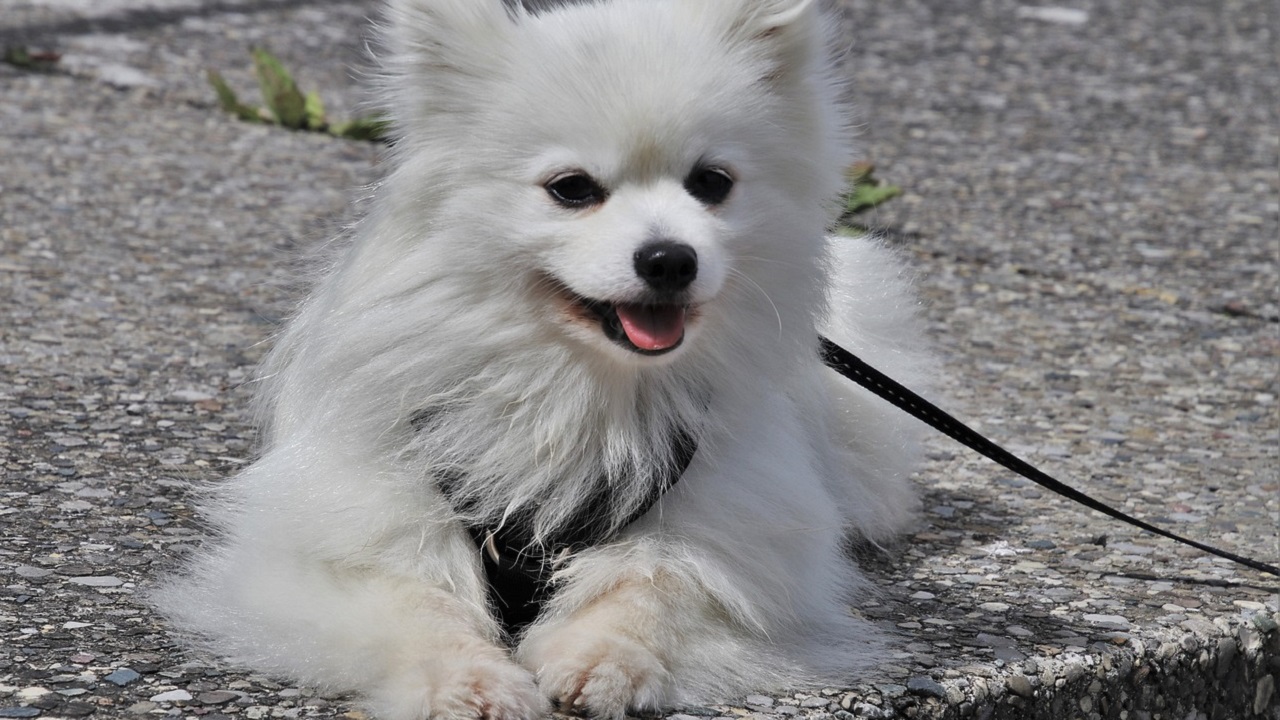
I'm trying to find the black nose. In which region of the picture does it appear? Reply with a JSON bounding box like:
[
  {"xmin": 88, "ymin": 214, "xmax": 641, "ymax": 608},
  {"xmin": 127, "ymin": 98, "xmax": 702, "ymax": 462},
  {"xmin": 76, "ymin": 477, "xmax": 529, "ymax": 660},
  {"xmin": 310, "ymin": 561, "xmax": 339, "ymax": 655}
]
[{"xmin": 633, "ymin": 241, "xmax": 697, "ymax": 293}]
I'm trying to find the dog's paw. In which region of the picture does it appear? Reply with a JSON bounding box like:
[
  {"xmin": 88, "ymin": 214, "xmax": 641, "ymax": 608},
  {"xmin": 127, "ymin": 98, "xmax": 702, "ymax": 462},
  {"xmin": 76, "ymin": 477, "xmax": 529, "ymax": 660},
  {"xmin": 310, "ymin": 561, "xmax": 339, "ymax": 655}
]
[
  {"xmin": 521, "ymin": 630, "xmax": 671, "ymax": 720},
  {"xmin": 373, "ymin": 651, "xmax": 549, "ymax": 720}
]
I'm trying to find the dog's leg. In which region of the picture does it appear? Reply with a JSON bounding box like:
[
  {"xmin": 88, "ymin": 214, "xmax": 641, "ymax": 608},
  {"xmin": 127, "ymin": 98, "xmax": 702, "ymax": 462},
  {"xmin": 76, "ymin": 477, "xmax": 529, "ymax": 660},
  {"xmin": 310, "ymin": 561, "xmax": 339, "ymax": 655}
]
[
  {"xmin": 370, "ymin": 618, "xmax": 548, "ymax": 720},
  {"xmin": 514, "ymin": 555, "xmax": 807, "ymax": 720},
  {"xmin": 516, "ymin": 577, "xmax": 681, "ymax": 720},
  {"xmin": 159, "ymin": 456, "xmax": 549, "ymax": 720},
  {"xmin": 513, "ymin": 447, "xmax": 888, "ymax": 714},
  {"xmin": 361, "ymin": 582, "xmax": 548, "ymax": 720},
  {"xmin": 171, "ymin": 555, "xmax": 548, "ymax": 720}
]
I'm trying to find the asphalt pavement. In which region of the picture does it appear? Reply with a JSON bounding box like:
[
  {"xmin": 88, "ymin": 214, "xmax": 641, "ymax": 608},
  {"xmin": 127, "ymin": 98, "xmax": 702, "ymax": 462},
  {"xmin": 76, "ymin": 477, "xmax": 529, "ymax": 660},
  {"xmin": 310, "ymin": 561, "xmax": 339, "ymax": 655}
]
[{"xmin": 1, "ymin": 1, "xmax": 1277, "ymax": 718}]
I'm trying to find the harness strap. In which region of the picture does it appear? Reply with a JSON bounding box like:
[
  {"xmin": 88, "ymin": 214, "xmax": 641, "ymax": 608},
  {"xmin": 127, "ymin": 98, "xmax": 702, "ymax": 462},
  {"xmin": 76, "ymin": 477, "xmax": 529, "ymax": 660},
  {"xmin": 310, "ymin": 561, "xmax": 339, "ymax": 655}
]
[
  {"xmin": 455, "ymin": 428, "xmax": 698, "ymax": 635},
  {"xmin": 818, "ymin": 336, "xmax": 1278, "ymax": 577}
]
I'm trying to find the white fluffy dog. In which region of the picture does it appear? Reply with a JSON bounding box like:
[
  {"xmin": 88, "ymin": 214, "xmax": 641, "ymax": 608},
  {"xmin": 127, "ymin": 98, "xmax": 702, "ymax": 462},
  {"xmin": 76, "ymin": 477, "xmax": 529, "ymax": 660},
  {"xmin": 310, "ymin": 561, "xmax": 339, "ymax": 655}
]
[{"xmin": 158, "ymin": 0, "xmax": 933, "ymax": 718}]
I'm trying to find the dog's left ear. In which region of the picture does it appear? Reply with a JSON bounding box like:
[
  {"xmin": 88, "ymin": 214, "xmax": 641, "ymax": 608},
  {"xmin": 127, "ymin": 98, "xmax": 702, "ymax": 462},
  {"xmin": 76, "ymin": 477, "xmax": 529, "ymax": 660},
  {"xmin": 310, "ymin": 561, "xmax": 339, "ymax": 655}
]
[{"xmin": 726, "ymin": 0, "xmax": 825, "ymax": 80}]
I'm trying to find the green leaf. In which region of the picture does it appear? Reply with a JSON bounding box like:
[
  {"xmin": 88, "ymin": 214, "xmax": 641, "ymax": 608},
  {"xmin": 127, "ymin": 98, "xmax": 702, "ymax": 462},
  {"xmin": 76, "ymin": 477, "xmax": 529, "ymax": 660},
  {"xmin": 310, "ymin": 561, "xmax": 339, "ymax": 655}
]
[
  {"xmin": 252, "ymin": 47, "xmax": 306, "ymax": 128},
  {"xmin": 845, "ymin": 182, "xmax": 902, "ymax": 215},
  {"xmin": 330, "ymin": 114, "xmax": 391, "ymax": 142},
  {"xmin": 208, "ymin": 69, "xmax": 238, "ymax": 110},
  {"xmin": 206, "ymin": 69, "xmax": 263, "ymax": 122},
  {"xmin": 835, "ymin": 224, "xmax": 865, "ymax": 237},
  {"xmin": 842, "ymin": 161, "xmax": 902, "ymax": 216},
  {"xmin": 304, "ymin": 91, "xmax": 327, "ymax": 131}
]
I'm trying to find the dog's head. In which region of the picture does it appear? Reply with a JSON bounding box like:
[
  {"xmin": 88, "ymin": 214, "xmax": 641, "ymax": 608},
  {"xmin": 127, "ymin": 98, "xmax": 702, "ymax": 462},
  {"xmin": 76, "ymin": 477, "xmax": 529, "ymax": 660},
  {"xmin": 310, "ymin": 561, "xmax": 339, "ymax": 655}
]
[{"xmin": 375, "ymin": 0, "xmax": 852, "ymax": 364}]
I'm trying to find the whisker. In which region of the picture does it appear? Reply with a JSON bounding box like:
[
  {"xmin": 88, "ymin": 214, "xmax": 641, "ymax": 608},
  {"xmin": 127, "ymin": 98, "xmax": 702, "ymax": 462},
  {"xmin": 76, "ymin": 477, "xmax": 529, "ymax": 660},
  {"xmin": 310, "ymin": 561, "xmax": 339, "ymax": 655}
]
[
  {"xmin": 727, "ymin": 268, "xmax": 783, "ymax": 341},
  {"xmin": 733, "ymin": 253, "xmax": 808, "ymax": 271}
]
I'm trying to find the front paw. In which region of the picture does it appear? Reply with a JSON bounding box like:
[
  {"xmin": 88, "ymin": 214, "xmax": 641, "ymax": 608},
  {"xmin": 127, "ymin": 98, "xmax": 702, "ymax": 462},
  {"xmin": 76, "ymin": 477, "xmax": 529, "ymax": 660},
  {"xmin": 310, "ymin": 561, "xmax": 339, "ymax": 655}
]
[
  {"xmin": 374, "ymin": 650, "xmax": 549, "ymax": 720},
  {"xmin": 519, "ymin": 628, "xmax": 672, "ymax": 720}
]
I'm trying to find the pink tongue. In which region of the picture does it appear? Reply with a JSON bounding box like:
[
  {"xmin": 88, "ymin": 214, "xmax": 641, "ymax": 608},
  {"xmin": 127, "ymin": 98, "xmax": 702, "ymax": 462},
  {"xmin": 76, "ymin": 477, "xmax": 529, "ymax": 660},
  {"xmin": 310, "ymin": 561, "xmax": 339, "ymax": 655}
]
[{"xmin": 614, "ymin": 304, "xmax": 686, "ymax": 351}]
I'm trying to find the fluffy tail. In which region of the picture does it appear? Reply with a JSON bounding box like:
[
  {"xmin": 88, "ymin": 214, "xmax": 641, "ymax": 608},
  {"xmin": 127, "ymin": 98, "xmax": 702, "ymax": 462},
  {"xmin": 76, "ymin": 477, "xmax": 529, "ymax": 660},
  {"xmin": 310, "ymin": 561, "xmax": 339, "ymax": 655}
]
[{"xmin": 819, "ymin": 232, "xmax": 936, "ymax": 540}]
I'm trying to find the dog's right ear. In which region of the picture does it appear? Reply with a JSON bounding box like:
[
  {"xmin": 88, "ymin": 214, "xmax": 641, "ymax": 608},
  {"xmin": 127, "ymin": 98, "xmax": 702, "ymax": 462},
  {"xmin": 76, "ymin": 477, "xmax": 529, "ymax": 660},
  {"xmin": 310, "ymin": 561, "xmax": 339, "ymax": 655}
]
[{"xmin": 378, "ymin": 0, "xmax": 516, "ymax": 128}]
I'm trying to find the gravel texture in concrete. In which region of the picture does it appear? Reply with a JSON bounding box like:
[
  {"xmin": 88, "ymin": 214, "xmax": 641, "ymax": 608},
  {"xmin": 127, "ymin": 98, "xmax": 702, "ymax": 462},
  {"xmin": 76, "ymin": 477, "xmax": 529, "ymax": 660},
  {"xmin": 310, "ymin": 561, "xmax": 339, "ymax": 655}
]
[{"xmin": 1, "ymin": 1, "xmax": 1276, "ymax": 719}]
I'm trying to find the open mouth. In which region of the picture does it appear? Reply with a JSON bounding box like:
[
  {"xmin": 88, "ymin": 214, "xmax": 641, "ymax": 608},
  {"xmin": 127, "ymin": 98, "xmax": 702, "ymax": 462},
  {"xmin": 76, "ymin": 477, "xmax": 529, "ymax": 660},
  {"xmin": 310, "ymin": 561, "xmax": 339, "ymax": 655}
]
[{"xmin": 574, "ymin": 296, "xmax": 688, "ymax": 356}]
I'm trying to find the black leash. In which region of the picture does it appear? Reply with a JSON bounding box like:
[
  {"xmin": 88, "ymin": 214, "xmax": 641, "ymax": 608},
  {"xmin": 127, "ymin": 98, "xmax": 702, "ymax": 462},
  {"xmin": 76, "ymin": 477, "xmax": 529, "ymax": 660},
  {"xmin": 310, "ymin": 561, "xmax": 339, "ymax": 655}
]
[{"xmin": 818, "ymin": 336, "xmax": 1279, "ymax": 577}]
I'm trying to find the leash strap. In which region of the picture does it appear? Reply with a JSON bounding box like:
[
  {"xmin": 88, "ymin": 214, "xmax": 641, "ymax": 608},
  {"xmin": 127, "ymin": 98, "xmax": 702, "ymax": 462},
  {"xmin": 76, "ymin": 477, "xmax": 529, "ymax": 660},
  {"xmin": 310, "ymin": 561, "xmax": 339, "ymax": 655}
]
[{"xmin": 818, "ymin": 336, "xmax": 1278, "ymax": 576}]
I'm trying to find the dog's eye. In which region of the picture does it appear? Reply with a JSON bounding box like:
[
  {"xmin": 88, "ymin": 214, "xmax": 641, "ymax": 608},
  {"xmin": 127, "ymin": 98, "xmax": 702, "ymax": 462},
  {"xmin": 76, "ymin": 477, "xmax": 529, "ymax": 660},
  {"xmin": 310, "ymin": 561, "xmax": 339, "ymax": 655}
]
[
  {"xmin": 546, "ymin": 173, "xmax": 607, "ymax": 208},
  {"xmin": 684, "ymin": 167, "xmax": 734, "ymax": 206}
]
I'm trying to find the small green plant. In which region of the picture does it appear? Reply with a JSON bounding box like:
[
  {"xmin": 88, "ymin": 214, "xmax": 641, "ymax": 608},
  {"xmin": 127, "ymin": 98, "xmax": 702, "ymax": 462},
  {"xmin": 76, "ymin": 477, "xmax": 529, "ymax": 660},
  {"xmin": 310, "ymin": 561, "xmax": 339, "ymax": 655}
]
[
  {"xmin": 208, "ymin": 48, "xmax": 389, "ymax": 141},
  {"xmin": 836, "ymin": 161, "xmax": 902, "ymax": 234},
  {"xmin": 843, "ymin": 161, "xmax": 902, "ymax": 216},
  {"xmin": 2, "ymin": 46, "xmax": 61, "ymax": 71}
]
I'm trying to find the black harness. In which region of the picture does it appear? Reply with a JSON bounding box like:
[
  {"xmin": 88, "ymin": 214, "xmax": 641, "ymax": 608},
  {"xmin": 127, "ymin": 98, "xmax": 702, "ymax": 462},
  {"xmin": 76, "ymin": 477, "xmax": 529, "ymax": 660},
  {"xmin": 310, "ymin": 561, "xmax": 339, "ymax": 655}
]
[
  {"xmin": 444, "ymin": 337, "xmax": 1278, "ymax": 637},
  {"xmin": 441, "ymin": 429, "xmax": 698, "ymax": 634}
]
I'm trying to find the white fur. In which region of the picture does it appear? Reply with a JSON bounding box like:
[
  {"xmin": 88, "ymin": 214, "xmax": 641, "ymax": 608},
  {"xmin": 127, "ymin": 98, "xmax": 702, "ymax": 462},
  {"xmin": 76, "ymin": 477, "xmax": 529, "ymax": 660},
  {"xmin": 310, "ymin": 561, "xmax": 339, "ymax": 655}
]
[{"xmin": 156, "ymin": 1, "xmax": 933, "ymax": 718}]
